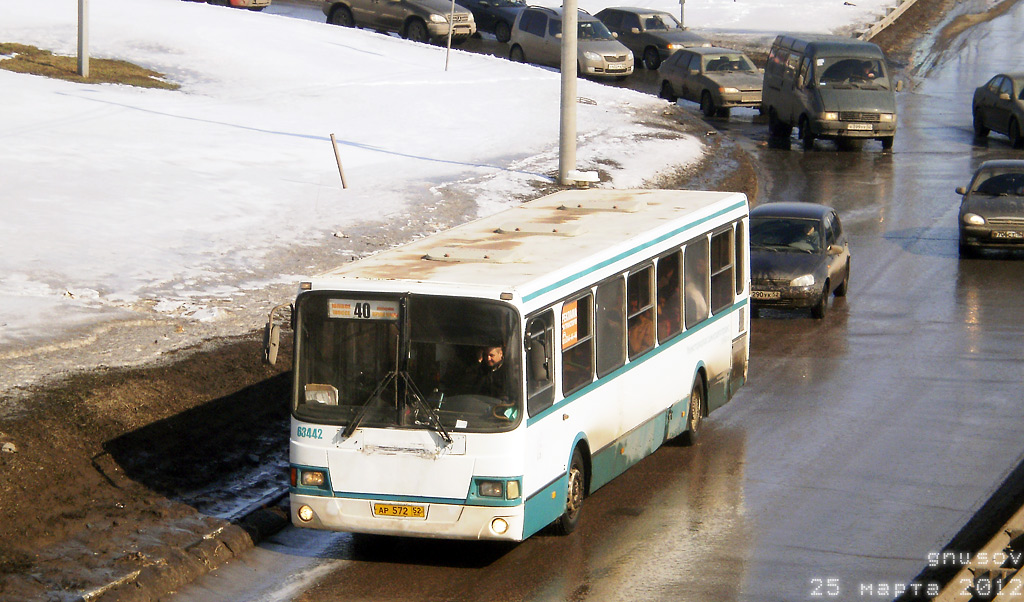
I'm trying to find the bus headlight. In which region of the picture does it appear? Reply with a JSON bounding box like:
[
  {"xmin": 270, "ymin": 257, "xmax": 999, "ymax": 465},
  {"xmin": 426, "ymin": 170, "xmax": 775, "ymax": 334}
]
[
  {"xmin": 301, "ymin": 470, "xmax": 326, "ymax": 487},
  {"xmin": 964, "ymin": 213, "xmax": 986, "ymax": 226},
  {"xmin": 790, "ymin": 274, "xmax": 815, "ymax": 287},
  {"xmin": 297, "ymin": 505, "xmax": 315, "ymax": 522},
  {"xmin": 478, "ymin": 480, "xmax": 504, "ymax": 497}
]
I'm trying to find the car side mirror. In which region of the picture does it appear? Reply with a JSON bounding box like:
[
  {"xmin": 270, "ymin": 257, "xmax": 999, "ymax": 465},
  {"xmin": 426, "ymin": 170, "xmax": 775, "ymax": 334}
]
[
  {"xmin": 630, "ymin": 27, "xmax": 640, "ymax": 34},
  {"xmin": 999, "ymin": 93, "xmax": 1011, "ymax": 101},
  {"xmin": 555, "ymin": 32, "xmax": 562, "ymax": 39},
  {"xmin": 956, "ymin": 186, "xmax": 967, "ymax": 195},
  {"xmin": 759, "ymin": 67, "xmax": 765, "ymax": 74},
  {"xmin": 612, "ymin": 32, "xmax": 618, "ymax": 38},
  {"xmin": 690, "ymin": 68, "xmax": 699, "ymax": 76},
  {"xmin": 828, "ymin": 244, "xmax": 844, "ymax": 256},
  {"xmin": 895, "ymin": 79, "xmax": 904, "ymax": 92}
]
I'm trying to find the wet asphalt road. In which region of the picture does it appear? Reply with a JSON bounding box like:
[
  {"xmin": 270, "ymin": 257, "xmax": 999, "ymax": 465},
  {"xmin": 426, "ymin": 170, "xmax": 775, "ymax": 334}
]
[{"xmin": 170, "ymin": 3, "xmax": 1024, "ymax": 601}]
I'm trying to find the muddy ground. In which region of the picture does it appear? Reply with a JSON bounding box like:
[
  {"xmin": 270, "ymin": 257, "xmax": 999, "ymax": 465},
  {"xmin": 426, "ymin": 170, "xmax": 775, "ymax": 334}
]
[{"xmin": 0, "ymin": 0, "xmax": 986, "ymax": 599}]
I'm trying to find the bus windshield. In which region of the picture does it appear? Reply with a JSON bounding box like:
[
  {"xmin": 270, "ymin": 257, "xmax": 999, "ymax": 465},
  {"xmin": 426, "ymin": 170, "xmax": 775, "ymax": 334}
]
[{"xmin": 293, "ymin": 292, "xmax": 522, "ymax": 433}]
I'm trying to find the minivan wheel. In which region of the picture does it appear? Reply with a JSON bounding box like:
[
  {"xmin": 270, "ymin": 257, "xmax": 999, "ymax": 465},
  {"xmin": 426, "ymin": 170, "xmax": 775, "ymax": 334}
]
[
  {"xmin": 642, "ymin": 47, "xmax": 661, "ymax": 70},
  {"xmin": 1010, "ymin": 119, "xmax": 1023, "ymax": 149},
  {"xmin": 881, "ymin": 136, "xmax": 894, "ymax": 150},
  {"xmin": 404, "ymin": 19, "xmax": 429, "ymax": 43},
  {"xmin": 700, "ymin": 91, "xmax": 716, "ymax": 118},
  {"xmin": 800, "ymin": 117, "xmax": 815, "ymax": 150},
  {"xmin": 659, "ymin": 81, "xmax": 677, "ymax": 103},
  {"xmin": 768, "ymin": 108, "xmax": 792, "ymax": 138},
  {"xmin": 494, "ymin": 21, "xmax": 511, "ymax": 43},
  {"xmin": 509, "ymin": 45, "xmax": 525, "ymax": 63},
  {"xmin": 973, "ymin": 109, "xmax": 989, "ymax": 138},
  {"xmin": 328, "ymin": 5, "xmax": 354, "ymax": 26}
]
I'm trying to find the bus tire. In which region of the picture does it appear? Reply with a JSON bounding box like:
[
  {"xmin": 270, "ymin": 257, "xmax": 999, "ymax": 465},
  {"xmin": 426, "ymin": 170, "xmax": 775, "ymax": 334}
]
[
  {"xmin": 683, "ymin": 376, "xmax": 705, "ymax": 445},
  {"xmin": 554, "ymin": 448, "xmax": 586, "ymax": 535}
]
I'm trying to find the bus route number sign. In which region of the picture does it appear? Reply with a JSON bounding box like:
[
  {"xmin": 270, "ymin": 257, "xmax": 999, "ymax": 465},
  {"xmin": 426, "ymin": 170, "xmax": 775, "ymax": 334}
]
[{"xmin": 328, "ymin": 299, "xmax": 399, "ymax": 320}]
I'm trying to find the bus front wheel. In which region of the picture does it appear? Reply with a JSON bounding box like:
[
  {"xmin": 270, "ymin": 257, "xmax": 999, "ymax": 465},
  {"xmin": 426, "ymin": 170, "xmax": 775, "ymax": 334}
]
[{"xmin": 555, "ymin": 448, "xmax": 586, "ymax": 534}]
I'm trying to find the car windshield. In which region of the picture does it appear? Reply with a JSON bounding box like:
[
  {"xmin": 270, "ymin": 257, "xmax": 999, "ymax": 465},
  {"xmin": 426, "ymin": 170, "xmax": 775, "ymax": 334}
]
[
  {"xmin": 577, "ymin": 19, "xmax": 615, "ymax": 40},
  {"xmin": 641, "ymin": 13, "xmax": 680, "ymax": 30},
  {"xmin": 703, "ymin": 54, "xmax": 756, "ymax": 72},
  {"xmin": 293, "ymin": 292, "xmax": 522, "ymax": 433},
  {"xmin": 971, "ymin": 171, "xmax": 1024, "ymax": 196},
  {"xmin": 489, "ymin": 0, "xmax": 524, "ymax": 6},
  {"xmin": 750, "ymin": 217, "xmax": 822, "ymax": 253},
  {"xmin": 817, "ymin": 57, "xmax": 890, "ymax": 90}
]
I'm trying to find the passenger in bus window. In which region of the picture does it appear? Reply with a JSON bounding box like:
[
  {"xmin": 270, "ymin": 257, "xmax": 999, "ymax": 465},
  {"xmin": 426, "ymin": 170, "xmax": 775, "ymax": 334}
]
[
  {"xmin": 627, "ymin": 296, "xmax": 654, "ymax": 357},
  {"xmin": 657, "ymin": 257, "xmax": 681, "ymax": 340}
]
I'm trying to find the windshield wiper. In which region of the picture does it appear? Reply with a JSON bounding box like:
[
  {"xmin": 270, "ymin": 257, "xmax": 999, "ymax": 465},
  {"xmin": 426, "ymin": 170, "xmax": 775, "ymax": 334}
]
[{"xmin": 340, "ymin": 370, "xmax": 452, "ymax": 447}]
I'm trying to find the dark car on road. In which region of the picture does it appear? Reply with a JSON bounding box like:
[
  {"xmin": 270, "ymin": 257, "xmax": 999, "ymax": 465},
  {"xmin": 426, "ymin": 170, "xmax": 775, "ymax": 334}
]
[
  {"xmin": 323, "ymin": 0, "xmax": 476, "ymax": 45},
  {"xmin": 593, "ymin": 7, "xmax": 708, "ymax": 70},
  {"xmin": 749, "ymin": 202, "xmax": 851, "ymax": 319},
  {"xmin": 957, "ymin": 160, "xmax": 1024, "ymax": 257},
  {"xmin": 973, "ymin": 72, "xmax": 1024, "ymax": 148},
  {"xmin": 658, "ymin": 46, "xmax": 763, "ymax": 118},
  {"xmin": 458, "ymin": 0, "xmax": 525, "ymax": 42}
]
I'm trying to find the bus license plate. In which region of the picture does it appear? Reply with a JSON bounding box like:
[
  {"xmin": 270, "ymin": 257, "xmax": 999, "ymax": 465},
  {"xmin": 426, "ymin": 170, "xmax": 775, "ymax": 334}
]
[
  {"xmin": 847, "ymin": 123, "xmax": 872, "ymax": 131},
  {"xmin": 751, "ymin": 290, "xmax": 780, "ymax": 300},
  {"xmin": 373, "ymin": 503, "xmax": 426, "ymax": 518},
  {"xmin": 992, "ymin": 231, "xmax": 1024, "ymax": 239}
]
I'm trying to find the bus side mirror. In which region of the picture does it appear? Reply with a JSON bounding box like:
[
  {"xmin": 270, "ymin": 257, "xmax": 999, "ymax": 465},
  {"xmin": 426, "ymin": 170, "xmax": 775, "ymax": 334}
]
[{"xmin": 265, "ymin": 322, "xmax": 280, "ymax": 366}]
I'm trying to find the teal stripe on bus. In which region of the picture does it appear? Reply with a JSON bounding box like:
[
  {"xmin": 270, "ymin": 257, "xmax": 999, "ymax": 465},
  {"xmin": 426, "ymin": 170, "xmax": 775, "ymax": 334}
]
[
  {"xmin": 521, "ymin": 200, "xmax": 746, "ymax": 304},
  {"xmin": 526, "ymin": 298, "xmax": 746, "ymax": 427}
]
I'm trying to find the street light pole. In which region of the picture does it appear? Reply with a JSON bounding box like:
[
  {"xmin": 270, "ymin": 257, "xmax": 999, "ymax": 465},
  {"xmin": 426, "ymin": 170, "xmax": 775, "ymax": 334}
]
[
  {"xmin": 679, "ymin": 0, "xmax": 685, "ymax": 29},
  {"xmin": 558, "ymin": 0, "xmax": 578, "ymax": 185},
  {"xmin": 78, "ymin": 0, "xmax": 89, "ymax": 78}
]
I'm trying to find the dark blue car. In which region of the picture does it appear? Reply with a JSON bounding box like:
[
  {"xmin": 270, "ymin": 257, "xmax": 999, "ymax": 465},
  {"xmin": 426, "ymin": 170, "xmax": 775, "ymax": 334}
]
[{"xmin": 458, "ymin": 0, "xmax": 525, "ymax": 42}]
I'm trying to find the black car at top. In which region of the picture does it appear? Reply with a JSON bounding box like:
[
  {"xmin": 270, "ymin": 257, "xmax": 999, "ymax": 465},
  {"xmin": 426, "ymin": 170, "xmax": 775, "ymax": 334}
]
[
  {"xmin": 594, "ymin": 6, "xmax": 709, "ymax": 69},
  {"xmin": 457, "ymin": 0, "xmax": 525, "ymax": 43}
]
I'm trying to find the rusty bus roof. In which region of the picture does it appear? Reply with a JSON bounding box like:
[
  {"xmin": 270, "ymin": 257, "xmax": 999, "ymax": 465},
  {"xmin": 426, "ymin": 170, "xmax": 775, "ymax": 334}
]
[{"xmin": 309, "ymin": 188, "xmax": 747, "ymax": 306}]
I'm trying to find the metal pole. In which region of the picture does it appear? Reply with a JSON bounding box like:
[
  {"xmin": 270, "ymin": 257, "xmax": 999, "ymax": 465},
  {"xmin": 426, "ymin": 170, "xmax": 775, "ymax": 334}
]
[
  {"xmin": 679, "ymin": 0, "xmax": 685, "ymax": 29},
  {"xmin": 330, "ymin": 134, "xmax": 348, "ymax": 189},
  {"xmin": 78, "ymin": 0, "xmax": 89, "ymax": 78},
  {"xmin": 558, "ymin": 0, "xmax": 578, "ymax": 186},
  {"xmin": 444, "ymin": 0, "xmax": 456, "ymax": 71}
]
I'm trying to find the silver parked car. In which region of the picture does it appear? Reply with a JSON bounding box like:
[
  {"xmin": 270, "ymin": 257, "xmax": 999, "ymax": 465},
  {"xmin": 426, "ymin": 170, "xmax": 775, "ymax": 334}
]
[
  {"xmin": 972, "ymin": 73, "xmax": 1024, "ymax": 148},
  {"xmin": 323, "ymin": 0, "xmax": 476, "ymax": 45},
  {"xmin": 749, "ymin": 202, "xmax": 851, "ymax": 319},
  {"xmin": 509, "ymin": 6, "xmax": 634, "ymax": 79},
  {"xmin": 957, "ymin": 160, "xmax": 1024, "ymax": 257},
  {"xmin": 658, "ymin": 46, "xmax": 762, "ymax": 118},
  {"xmin": 593, "ymin": 7, "xmax": 709, "ymax": 70}
]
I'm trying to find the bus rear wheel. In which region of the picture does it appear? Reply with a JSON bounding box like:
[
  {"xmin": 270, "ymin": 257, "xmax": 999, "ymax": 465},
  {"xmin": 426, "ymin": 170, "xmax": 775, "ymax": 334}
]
[
  {"xmin": 683, "ymin": 376, "xmax": 705, "ymax": 445},
  {"xmin": 555, "ymin": 448, "xmax": 586, "ymax": 534}
]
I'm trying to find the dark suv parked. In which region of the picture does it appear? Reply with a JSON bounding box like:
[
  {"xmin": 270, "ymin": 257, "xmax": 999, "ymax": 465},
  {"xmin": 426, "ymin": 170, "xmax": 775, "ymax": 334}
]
[{"xmin": 595, "ymin": 7, "xmax": 708, "ymax": 70}]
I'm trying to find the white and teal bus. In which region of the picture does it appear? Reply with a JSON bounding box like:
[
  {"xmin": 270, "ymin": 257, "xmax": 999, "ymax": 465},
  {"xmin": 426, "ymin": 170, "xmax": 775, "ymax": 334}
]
[{"xmin": 277, "ymin": 188, "xmax": 750, "ymax": 541}]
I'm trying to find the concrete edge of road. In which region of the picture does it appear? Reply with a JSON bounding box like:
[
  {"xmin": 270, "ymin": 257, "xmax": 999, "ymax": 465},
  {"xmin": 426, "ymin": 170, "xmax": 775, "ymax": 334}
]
[{"xmin": 81, "ymin": 495, "xmax": 290, "ymax": 602}]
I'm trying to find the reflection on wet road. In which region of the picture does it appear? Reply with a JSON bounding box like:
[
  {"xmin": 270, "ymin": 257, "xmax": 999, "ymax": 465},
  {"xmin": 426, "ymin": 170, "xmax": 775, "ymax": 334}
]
[{"xmin": 170, "ymin": 3, "xmax": 1024, "ymax": 601}]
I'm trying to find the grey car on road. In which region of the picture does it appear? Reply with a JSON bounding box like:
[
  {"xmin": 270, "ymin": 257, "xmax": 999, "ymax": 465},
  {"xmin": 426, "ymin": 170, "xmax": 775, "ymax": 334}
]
[
  {"xmin": 749, "ymin": 202, "xmax": 851, "ymax": 319},
  {"xmin": 973, "ymin": 72, "xmax": 1024, "ymax": 148},
  {"xmin": 658, "ymin": 46, "xmax": 763, "ymax": 118},
  {"xmin": 957, "ymin": 160, "xmax": 1024, "ymax": 257},
  {"xmin": 323, "ymin": 0, "xmax": 476, "ymax": 45},
  {"xmin": 593, "ymin": 7, "xmax": 709, "ymax": 70}
]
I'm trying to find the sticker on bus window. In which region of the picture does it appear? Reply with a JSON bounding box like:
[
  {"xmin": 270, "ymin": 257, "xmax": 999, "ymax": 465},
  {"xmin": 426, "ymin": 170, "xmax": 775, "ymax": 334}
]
[
  {"xmin": 328, "ymin": 299, "xmax": 399, "ymax": 320},
  {"xmin": 561, "ymin": 300, "xmax": 578, "ymax": 350}
]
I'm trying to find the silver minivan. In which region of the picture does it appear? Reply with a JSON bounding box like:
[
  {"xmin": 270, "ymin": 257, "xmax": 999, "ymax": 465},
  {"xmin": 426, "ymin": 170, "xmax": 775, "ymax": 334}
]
[
  {"xmin": 762, "ymin": 35, "xmax": 899, "ymax": 150},
  {"xmin": 509, "ymin": 7, "xmax": 634, "ymax": 79}
]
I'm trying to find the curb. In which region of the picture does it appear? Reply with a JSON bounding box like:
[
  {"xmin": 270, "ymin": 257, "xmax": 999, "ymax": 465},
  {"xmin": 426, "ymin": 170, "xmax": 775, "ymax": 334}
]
[{"xmin": 80, "ymin": 498, "xmax": 290, "ymax": 602}]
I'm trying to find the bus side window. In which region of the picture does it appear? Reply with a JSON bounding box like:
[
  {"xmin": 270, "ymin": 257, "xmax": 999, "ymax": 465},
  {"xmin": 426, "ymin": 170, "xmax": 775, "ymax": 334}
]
[
  {"xmin": 627, "ymin": 266, "xmax": 654, "ymax": 360},
  {"xmin": 684, "ymin": 238, "xmax": 710, "ymax": 328},
  {"xmin": 525, "ymin": 312, "xmax": 555, "ymax": 416},
  {"xmin": 657, "ymin": 252, "xmax": 681, "ymax": 342},
  {"xmin": 561, "ymin": 295, "xmax": 594, "ymax": 396},
  {"xmin": 595, "ymin": 278, "xmax": 625, "ymax": 377},
  {"xmin": 710, "ymin": 228, "xmax": 735, "ymax": 314},
  {"xmin": 734, "ymin": 220, "xmax": 746, "ymax": 296}
]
